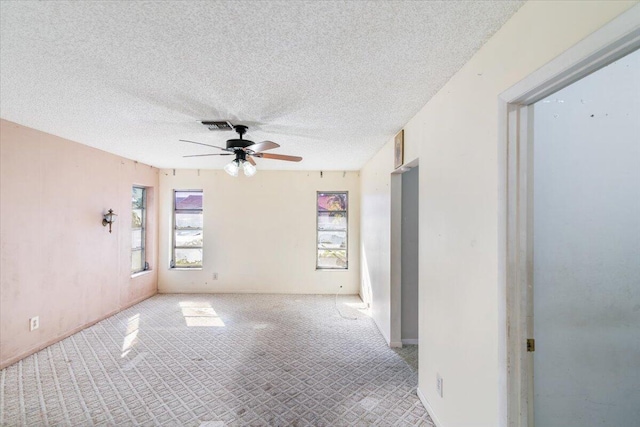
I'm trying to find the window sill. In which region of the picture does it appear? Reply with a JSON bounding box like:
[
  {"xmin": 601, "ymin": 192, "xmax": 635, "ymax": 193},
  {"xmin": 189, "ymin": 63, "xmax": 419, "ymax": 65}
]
[
  {"xmin": 170, "ymin": 268, "xmax": 203, "ymax": 271},
  {"xmin": 316, "ymin": 268, "xmax": 349, "ymax": 272},
  {"xmin": 131, "ymin": 270, "xmax": 152, "ymax": 279}
]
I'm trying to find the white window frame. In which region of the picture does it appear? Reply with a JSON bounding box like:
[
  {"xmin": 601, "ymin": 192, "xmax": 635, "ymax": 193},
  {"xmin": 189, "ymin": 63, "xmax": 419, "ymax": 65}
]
[
  {"xmin": 171, "ymin": 190, "xmax": 204, "ymax": 269},
  {"xmin": 316, "ymin": 191, "xmax": 348, "ymax": 270}
]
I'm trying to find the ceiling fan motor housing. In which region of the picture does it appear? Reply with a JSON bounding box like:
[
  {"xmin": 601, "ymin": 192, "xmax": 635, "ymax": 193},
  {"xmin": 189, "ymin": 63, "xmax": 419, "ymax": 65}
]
[
  {"xmin": 226, "ymin": 124, "xmax": 254, "ymax": 150},
  {"xmin": 226, "ymin": 138, "xmax": 254, "ymax": 150}
]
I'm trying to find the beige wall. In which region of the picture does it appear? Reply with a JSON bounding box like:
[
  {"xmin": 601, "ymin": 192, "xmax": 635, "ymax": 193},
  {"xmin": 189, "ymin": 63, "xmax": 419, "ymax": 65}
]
[
  {"xmin": 158, "ymin": 169, "xmax": 360, "ymax": 294},
  {"xmin": 0, "ymin": 119, "xmax": 159, "ymax": 369},
  {"xmin": 359, "ymin": 1, "xmax": 637, "ymax": 426}
]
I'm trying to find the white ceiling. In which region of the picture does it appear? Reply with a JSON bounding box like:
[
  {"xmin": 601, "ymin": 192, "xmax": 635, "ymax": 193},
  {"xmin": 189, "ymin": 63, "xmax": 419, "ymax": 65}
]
[{"xmin": 0, "ymin": 1, "xmax": 523, "ymax": 171}]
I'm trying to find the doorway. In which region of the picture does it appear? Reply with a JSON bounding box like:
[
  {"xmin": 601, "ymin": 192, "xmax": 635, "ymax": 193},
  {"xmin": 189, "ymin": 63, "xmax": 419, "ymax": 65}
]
[
  {"xmin": 401, "ymin": 166, "xmax": 419, "ymax": 346},
  {"xmin": 531, "ymin": 47, "xmax": 639, "ymax": 426},
  {"xmin": 502, "ymin": 7, "xmax": 640, "ymax": 426},
  {"xmin": 390, "ymin": 161, "xmax": 419, "ymax": 353}
]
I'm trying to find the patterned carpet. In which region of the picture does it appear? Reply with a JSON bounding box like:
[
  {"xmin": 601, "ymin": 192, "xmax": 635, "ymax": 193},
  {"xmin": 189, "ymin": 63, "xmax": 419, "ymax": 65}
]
[{"xmin": 0, "ymin": 294, "xmax": 433, "ymax": 426}]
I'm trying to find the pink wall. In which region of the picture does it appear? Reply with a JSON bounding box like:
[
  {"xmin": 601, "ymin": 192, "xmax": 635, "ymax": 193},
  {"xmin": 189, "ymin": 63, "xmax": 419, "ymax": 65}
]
[{"xmin": 0, "ymin": 119, "xmax": 159, "ymax": 368}]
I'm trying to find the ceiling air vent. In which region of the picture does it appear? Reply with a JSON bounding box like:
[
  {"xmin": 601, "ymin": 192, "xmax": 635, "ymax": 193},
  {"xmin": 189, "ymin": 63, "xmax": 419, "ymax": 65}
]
[{"xmin": 201, "ymin": 121, "xmax": 233, "ymax": 131}]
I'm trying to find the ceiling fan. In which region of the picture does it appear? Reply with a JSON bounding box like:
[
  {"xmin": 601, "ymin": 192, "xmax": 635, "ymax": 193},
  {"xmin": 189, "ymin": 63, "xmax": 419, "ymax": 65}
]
[{"xmin": 179, "ymin": 124, "xmax": 302, "ymax": 177}]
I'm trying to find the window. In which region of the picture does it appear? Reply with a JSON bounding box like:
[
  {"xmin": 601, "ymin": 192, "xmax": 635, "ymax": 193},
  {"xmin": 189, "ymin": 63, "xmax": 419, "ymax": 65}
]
[
  {"xmin": 317, "ymin": 191, "xmax": 348, "ymax": 269},
  {"xmin": 172, "ymin": 190, "xmax": 203, "ymax": 268},
  {"xmin": 131, "ymin": 186, "xmax": 147, "ymax": 273}
]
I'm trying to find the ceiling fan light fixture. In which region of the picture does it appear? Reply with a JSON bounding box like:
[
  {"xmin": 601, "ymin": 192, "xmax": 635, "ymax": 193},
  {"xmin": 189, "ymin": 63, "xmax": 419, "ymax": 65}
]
[
  {"xmin": 224, "ymin": 160, "xmax": 239, "ymax": 177},
  {"xmin": 243, "ymin": 161, "xmax": 257, "ymax": 177}
]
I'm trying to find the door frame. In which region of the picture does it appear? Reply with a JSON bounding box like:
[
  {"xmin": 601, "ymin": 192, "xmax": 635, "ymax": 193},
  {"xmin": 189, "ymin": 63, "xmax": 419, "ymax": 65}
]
[{"xmin": 499, "ymin": 6, "xmax": 640, "ymax": 426}]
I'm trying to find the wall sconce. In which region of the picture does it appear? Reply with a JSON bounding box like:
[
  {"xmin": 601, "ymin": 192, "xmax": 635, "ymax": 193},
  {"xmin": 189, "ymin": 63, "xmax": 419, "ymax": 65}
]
[{"xmin": 102, "ymin": 209, "xmax": 117, "ymax": 233}]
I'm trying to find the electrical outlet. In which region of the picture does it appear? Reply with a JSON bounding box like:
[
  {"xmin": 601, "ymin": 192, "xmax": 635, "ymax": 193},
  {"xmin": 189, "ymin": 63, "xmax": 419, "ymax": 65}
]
[
  {"xmin": 213, "ymin": 273, "xmax": 218, "ymax": 280},
  {"xmin": 30, "ymin": 316, "xmax": 39, "ymax": 331},
  {"xmin": 436, "ymin": 373, "xmax": 443, "ymax": 398}
]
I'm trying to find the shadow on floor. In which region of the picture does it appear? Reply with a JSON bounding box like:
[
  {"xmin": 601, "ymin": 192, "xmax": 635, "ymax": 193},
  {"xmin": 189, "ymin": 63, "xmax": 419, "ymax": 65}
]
[{"xmin": 393, "ymin": 344, "xmax": 418, "ymax": 372}]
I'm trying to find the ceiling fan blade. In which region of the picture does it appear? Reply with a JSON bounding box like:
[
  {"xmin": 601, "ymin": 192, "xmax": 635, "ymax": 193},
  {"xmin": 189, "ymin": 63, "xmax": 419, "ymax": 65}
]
[
  {"xmin": 179, "ymin": 139, "xmax": 229, "ymax": 151},
  {"xmin": 246, "ymin": 156, "xmax": 256, "ymax": 166},
  {"xmin": 183, "ymin": 153, "xmax": 233, "ymax": 157},
  {"xmin": 246, "ymin": 140, "xmax": 280, "ymax": 153},
  {"xmin": 257, "ymin": 153, "xmax": 302, "ymax": 162}
]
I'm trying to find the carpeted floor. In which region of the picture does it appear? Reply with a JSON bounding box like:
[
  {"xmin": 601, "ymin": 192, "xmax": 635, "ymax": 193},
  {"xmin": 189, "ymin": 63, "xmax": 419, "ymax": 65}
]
[{"xmin": 0, "ymin": 294, "xmax": 432, "ymax": 426}]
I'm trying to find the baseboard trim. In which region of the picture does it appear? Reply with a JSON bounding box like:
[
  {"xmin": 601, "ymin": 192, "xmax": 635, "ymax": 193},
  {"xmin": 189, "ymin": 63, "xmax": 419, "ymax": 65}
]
[
  {"xmin": 402, "ymin": 339, "xmax": 419, "ymax": 345},
  {"xmin": 157, "ymin": 289, "xmax": 362, "ymax": 295},
  {"xmin": 0, "ymin": 291, "xmax": 156, "ymax": 370},
  {"xmin": 390, "ymin": 341, "xmax": 403, "ymax": 348},
  {"xmin": 417, "ymin": 387, "xmax": 444, "ymax": 427}
]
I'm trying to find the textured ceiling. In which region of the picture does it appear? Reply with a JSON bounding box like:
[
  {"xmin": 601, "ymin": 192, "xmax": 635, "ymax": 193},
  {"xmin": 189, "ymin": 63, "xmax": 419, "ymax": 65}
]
[{"xmin": 0, "ymin": 1, "xmax": 523, "ymax": 171}]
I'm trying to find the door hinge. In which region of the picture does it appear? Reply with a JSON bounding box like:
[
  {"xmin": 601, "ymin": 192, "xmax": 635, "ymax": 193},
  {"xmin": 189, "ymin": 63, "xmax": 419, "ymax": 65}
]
[{"xmin": 527, "ymin": 338, "xmax": 535, "ymax": 352}]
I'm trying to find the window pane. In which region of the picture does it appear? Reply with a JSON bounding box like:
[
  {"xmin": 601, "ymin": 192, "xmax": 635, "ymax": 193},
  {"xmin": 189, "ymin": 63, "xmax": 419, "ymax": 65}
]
[
  {"xmin": 317, "ymin": 191, "xmax": 348, "ymax": 269},
  {"xmin": 174, "ymin": 248, "xmax": 203, "ymax": 268},
  {"xmin": 318, "ymin": 212, "xmax": 347, "ymax": 230},
  {"xmin": 318, "ymin": 231, "xmax": 347, "ymax": 249},
  {"xmin": 173, "ymin": 190, "xmax": 203, "ymax": 269},
  {"xmin": 317, "ymin": 250, "xmax": 347, "ymax": 268},
  {"xmin": 175, "ymin": 230, "xmax": 203, "ymax": 247},
  {"xmin": 318, "ymin": 193, "xmax": 347, "ymax": 211},
  {"xmin": 175, "ymin": 192, "xmax": 203, "ymax": 210},
  {"xmin": 132, "ymin": 209, "xmax": 143, "ymax": 228},
  {"xmin": 132, "ymin": 230, "xmax": 143, "ymax": 250},
  {"xmin": 132, "ymin": 187, "xmax": 146, "ymax": 274},
  {"xmin": 175, "ymin": 213, "xmax": 203, "ymax": 229},
  {"xmin": 131, "ymin": 250, "xmax": 143, "ymax": 273},
  {"xmin": 132, "ymin": 187, "xmax": 144, "ymax": 208}
]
